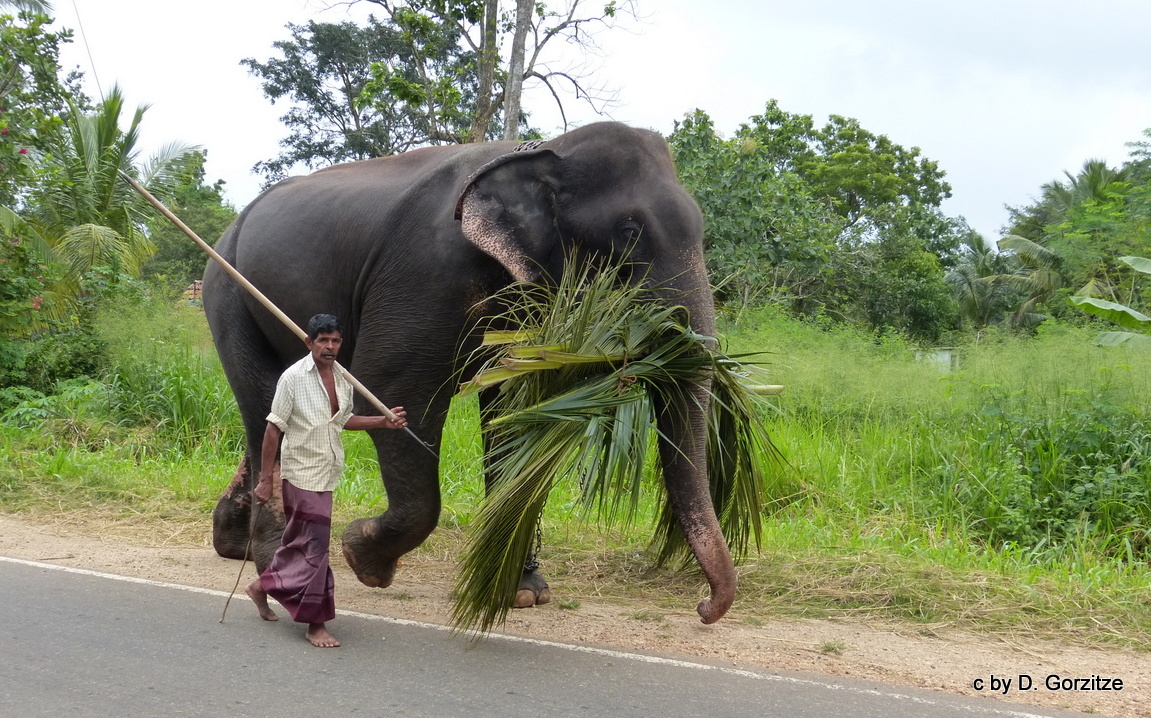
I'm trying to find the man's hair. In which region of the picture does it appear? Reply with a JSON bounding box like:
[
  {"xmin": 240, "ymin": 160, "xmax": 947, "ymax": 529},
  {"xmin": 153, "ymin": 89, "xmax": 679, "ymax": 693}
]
[{"xmin": 306, "ymin": 314, "xmax": 342, "ymax": 340}]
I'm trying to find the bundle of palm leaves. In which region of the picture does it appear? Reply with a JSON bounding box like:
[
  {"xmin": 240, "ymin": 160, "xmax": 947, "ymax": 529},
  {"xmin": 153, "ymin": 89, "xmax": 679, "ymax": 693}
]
[{"xmin": 452, "ymin": 258, "xmax": 790, "ymax": 634}]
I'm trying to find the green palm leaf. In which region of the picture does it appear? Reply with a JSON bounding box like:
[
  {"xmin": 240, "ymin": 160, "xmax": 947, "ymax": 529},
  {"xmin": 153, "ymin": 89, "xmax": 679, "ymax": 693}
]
[{"xmin": 451, "ymin": 257, "xmax": 792, "ymax": 635}]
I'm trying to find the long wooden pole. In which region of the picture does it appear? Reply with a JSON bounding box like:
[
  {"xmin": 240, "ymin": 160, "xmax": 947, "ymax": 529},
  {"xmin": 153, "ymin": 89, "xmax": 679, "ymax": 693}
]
[{"xmin": 119, "ymin": 170, "xmax": 435, "ymax": 454}]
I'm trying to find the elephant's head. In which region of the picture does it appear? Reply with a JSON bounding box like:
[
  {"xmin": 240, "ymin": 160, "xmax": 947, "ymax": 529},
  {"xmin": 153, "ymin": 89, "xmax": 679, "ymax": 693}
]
[{"xmin": 455, "ymin": 122, "xmax": 733, "ymax": 623}]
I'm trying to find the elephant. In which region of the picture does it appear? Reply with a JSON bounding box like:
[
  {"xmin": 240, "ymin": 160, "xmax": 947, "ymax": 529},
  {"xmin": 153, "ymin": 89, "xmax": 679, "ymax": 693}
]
[{"xmin": 203, "ymin": 121, "xmax": 736, "ymax": 623}]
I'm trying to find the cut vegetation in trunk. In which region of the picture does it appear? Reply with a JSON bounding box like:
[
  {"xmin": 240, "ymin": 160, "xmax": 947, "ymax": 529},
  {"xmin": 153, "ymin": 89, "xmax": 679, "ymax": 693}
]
[{"xmin": 452, "ymin": 258, "xmax": 794, "ymax": 634}]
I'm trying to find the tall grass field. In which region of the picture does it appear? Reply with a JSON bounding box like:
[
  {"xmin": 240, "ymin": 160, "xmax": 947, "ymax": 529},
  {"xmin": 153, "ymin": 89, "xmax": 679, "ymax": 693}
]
[{"xmin": 2, "ymin": 296, "xmax": 1150, "ymax": 646}]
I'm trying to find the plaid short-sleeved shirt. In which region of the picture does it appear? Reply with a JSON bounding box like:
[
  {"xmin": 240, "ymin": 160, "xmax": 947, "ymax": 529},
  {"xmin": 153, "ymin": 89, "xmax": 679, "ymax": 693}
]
[{"xmin": 266, "ymin": 353, "xmax": 354, "ymax": 492}]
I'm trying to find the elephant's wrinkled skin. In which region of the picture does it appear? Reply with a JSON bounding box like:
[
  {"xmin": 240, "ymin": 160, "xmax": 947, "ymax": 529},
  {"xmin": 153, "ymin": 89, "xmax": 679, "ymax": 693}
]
[{"xmin": 203, "ymin": 122, "xmax": 735, "ymax": 622}]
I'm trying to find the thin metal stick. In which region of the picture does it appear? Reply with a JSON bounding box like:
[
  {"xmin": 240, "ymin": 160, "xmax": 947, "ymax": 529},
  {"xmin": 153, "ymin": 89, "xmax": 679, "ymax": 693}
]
[
  {"xmin": 219, "ymin": 502, "xmax": 262, "ymax": 623},
  {"xmin": 118, "ymin": 170, "xmax": 436, "ymax": 455}
]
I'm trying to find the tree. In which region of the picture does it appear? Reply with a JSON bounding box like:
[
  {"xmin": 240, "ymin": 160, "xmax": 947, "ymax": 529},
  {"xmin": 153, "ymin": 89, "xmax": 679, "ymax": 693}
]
[
  {"xmin": 23, "ymin": 86, "xmax": 194, "ymax": 308},
  {"xmin": 352, "ymin": 0, "xmax": 635, "ymax": 143},
  {"xmin": 0, "ymin": 7, "xmax": 74, "ymax": 339},
  {"xmin": 668, "ymin": 109, "xmax": 842, "ymax": 316},
  {"xmin": 830, "ymin": 213, "xmax": 956, "ymax": 342},
  {"xmin": 799, "ymin": 114, "xmax": 951, "ymax": 228},
  {"xmin": 244, "ymin": 18, "xmax": 452, "ymax": 184},
  {"xmin": 142, "ymin": 150, "xmax": 237, "ymax": 289},
  {"xmin": 0, "ymin": 0, "xmax": 53, "ymax": 13},
  {"xmin": 945, "ymin": 230, "xmax": 1019, "ymax": 332},
  {"xmin": 1004, "ymin": 144, "xmax": 1151, "ymax": 325},
  {"xmin": 669, "ymin": 102, "xmax": 965, "ymax": 339},
  {"xmin": 0, "ymin": 9, "xmax": 74, "ymax": 207}
]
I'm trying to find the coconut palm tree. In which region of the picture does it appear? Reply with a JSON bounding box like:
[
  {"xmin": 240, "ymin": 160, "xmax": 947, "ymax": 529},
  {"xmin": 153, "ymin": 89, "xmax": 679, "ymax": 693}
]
[
  {"xmin": 0, "ymin": 0, "xmax": 53, "ymax": 13},
  {"xmin": 25, "ymin": 85, "xmax": 194, "ymax": 305},
  {"xmin": 945, "ymin": 231, "xmax": 1018, "ymax": 330},
  {"xmin": 996, "ymin": 234, "xmax": 1065, "ymax": 327},
  {"xmin": 1041, "ymin": 159, "xmax": 1130, "ymax": 214}
]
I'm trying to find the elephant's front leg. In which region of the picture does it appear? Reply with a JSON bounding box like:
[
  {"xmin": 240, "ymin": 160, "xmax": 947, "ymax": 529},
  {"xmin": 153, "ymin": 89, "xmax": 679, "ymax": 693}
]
[
  {"xmin": 513, "ymin": 564, "xmax": 553, "ymax": 608},
  {"xmin": 340, "ymin": 427, "xmax": 442, "ymax": 589}
]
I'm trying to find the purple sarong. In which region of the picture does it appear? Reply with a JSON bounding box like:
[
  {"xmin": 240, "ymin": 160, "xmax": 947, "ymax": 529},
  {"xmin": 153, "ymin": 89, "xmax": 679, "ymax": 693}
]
[{"xmin": 259, "ymin": 480, "xmax": 336, "ymax": 624}]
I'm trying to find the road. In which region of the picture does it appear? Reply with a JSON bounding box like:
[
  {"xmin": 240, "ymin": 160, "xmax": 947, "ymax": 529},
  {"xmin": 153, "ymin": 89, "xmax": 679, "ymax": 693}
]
[{"xmin": 1, "ymin": 557, "xmax": 1097, "ymax": 718}]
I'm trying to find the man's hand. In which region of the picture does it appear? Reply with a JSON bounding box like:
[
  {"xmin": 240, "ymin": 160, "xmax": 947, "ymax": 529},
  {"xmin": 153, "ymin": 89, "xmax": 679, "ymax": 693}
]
[
  {"xmin": 382, "ymin": 406, "xmax": 407, "ymax": 430},
  {"xmin": 254, "ymin": 476, "xmax": 273, "ymax": 505}
]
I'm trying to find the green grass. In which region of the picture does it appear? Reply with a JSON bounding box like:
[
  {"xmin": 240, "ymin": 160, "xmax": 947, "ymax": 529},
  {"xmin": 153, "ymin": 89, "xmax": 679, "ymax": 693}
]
[{"xmin": 3, "ymin": 298, "xmax": 1151, "ymax": 646}]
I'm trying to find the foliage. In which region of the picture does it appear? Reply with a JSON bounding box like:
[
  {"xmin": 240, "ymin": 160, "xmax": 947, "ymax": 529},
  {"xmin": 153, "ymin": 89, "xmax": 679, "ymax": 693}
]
[
  {"xmin": 945, "ymin": 230, "xmax": 1021, "ymax": 331},
  {"xmin": 668, "ymin": 109, "xmax": 842, "ymax": 314},
  {"xmin": 13, "ymin": 314, "xmax": 108, "ymax": 392},
  {"xmin": 452, "ymin": 258, "xmax": 787, "ymax": 634},
  {"xmin": 356, "ymin": 6, "xmax": 483, "ymax": 145},
  {"xmin": 0, "ymin": 231, "xmax": 49, "ymax": 336},
  {"xmin": 669, "ymin": 102, "xmax": 965, "ymax": 340},
  {"xmin": 17, "ymin": 86, "xmax": 194, "ymax": 313},
  {"xmin": 5, "ymin": 301, "xmax": 1151, "ymax": 646},
  {"xmin": 1004, "ymin": 140, "xmax": 1151, "ymax": 323},
  {"xmin": 1070, "ymin": 255, "xmax": 1151, "ymax": 350},
  {"xmin": 354, "ymin": 0, "xmax": 635, "ymax": 144},
  {"xmin": 830, "ymin": 215, "xmax": 956, "ymax": 342},
  {"xmin": 97, "ymin": 291, "xmax": 235, "ymax": 425},
  {"xmin": 141, "ymin": 150, "xmax": 236, "ymax": 289},
  {"xmin": 243, "ymin": 17, "xmax": 468, "ymax": 183},
  {"xmin": 0, "ymin": 10, "xmax": 73, "ymax": 206},
  {"xmin": 0, "ymin": 291, "xmax": 241, "ymax": 451},
  {"xmin": 728, "ymin": 307, "xmax": 1151, "ymax": 564}
]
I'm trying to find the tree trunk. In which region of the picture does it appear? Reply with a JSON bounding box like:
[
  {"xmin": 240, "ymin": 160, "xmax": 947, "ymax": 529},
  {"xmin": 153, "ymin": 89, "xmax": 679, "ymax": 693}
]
[
  {"xmin": 467, "ymin": 0, "xmax": 501, "ymax": 143},
  {"xmin": 502, "ymin": 0, "xmax": 534, "ymax": 140}
]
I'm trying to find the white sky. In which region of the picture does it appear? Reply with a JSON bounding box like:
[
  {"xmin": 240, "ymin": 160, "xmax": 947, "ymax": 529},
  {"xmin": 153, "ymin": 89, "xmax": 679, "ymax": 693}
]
[{"xmin": 50, "ymin": 0, "xmax": 1151, "ymax": 242}]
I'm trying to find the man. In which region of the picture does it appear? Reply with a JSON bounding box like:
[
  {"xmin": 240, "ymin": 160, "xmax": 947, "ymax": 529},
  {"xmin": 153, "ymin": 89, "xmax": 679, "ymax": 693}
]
[{"xmin": 246, "ymin": 314, "xmax": 408, "ymax": 648}]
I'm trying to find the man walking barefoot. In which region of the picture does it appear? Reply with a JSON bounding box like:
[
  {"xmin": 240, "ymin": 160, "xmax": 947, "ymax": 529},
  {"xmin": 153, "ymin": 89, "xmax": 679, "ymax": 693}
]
[{"xmin": 245, "ymin": 314, "xmax": 407, "ymax": 647}]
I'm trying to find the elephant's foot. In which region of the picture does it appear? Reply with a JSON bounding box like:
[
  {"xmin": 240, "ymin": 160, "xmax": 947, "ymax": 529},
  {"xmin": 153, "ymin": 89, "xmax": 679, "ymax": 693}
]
[
  {"xmin": 341, "ymin": 517, "xmax": 399, "ymax": 589},
  {"xmin": 212, "ymin": 455, "xmax": 253, "ymax": 559},
  {"xmin": 212, "ymin": 455, "xmax": 285, "ymax": 571},
  {"xmin": 512, "ymin": 568, "xmax": 552, "ymax": 608}
]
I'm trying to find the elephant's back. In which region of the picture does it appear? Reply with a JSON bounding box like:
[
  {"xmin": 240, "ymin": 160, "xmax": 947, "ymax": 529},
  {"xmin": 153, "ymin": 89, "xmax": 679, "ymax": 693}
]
[
  {"xmin": 216, "ymin": 143, "xmax": 514, "ymax": 354},
  {"xmin": 235, "ymin": 143, "xmax": 511, "ymax": 265}
]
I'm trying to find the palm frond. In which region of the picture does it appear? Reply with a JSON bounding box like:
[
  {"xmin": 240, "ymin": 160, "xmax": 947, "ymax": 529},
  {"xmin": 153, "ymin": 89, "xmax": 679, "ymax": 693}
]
[{"xmin": 451, "ymin": 256, "xmax": 792, "ymax": 635}]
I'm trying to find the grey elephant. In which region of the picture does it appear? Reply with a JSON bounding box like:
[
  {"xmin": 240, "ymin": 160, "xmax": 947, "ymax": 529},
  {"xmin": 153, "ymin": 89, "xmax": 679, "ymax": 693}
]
[{"xmin": 204, "ymin": 121, "xmax": 736, "ymax": 623}]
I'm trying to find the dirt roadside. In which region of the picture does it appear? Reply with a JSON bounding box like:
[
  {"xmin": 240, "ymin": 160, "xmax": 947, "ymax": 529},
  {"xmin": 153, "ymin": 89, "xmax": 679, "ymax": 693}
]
[{"xmin": 2, "ymin": 514, "xmax": 1146, "ymax": 717}]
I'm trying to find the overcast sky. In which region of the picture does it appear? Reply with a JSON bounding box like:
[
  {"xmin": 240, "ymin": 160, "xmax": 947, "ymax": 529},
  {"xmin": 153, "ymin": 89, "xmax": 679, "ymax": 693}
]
[{"xmin": 50, "ymin": 0, "xmax": 1151, "ymax": 242}]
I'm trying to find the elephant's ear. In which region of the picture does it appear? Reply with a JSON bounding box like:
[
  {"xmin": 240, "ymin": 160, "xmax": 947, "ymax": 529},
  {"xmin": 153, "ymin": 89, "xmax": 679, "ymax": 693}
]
[{"xmin": 455, "ymin": 148, "xmax": 561, "ymax": 284}]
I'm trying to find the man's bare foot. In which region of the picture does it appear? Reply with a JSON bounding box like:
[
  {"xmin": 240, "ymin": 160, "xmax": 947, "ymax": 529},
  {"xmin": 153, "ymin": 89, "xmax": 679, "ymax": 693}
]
[
  {"xmin": 245, "ymin": 579, "xmax": 278, "ymax": 622},
  {"xmin": 306, "ymin": 623, "xmax": 340, "ymax": 648}
]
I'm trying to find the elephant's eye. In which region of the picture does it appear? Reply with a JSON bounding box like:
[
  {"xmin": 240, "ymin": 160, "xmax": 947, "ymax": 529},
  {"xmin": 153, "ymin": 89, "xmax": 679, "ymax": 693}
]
[{"xmin": 619, "ymin": 219, "xmax": 644, "ymax": 245}]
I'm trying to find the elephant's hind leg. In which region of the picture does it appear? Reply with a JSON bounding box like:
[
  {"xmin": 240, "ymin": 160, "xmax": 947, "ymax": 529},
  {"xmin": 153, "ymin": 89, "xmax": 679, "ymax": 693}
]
[{"xmin": 213, "ymin": 455, "xmax": 254, "ymax": 559}]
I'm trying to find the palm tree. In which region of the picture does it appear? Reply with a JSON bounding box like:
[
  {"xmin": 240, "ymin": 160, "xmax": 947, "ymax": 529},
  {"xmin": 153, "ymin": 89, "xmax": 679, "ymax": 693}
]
[
  {"xmin": 945, "ymin": 231, "xmax": 1017, "ymax": 330},
  {"xmin": 996, "ymin": 235, "xmax": 1065, "ymax": 327},
  {"xmin": 27, "ymin": 85, "xmax": 194, "ymax": 303},
  {"xmin": 1041, "ymin": 159, "xmax": 1130, "ymax": 214},
  {"xmin": 0, "ymin": 0, "xmax": 54, "ymax": 13}
]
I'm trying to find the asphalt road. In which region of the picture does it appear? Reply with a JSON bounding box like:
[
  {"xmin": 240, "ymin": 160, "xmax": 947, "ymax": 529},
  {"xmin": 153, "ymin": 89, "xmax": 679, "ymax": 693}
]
[{"xmin": 0, "ymin": 557, "xmax": 1097, "ymax": 718}]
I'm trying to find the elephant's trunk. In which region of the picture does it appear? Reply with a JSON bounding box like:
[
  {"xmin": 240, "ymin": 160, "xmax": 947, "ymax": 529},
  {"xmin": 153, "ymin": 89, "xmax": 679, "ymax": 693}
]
[{"xmin": 651, "ymin": 264, "xmax": 735, "ymax": 624}]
